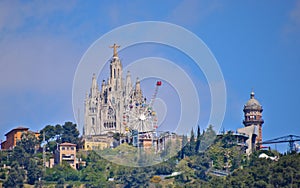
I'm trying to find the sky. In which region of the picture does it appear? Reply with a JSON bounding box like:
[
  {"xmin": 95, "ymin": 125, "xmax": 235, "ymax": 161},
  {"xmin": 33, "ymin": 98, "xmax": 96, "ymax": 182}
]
[{"xmin": 0, "ymin": 0, "xmax": 300, "ymax": 152}]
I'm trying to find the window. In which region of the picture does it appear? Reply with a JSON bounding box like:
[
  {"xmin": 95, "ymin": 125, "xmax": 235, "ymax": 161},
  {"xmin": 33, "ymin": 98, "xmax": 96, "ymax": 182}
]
[{"xmin": 61, "ymin": 147, "xmax": 65, "ymax": 150}]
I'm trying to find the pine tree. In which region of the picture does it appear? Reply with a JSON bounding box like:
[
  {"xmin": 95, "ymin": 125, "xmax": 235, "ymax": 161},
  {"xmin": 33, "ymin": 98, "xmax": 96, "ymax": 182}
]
[
  {"xmin": 200, "ymin": 124, "xmax": 216, "ymax": 151},
  {"xmin": 189, "ymin": 128, "xmax": 196, "ymax": 156},
  {"xmin": 61, "ymin": 122, "xmax": 80, "ymax": 145},
  {"xmin": 180, "ymin": 135, "xmax": 188, "ymax": 159},
  {"xmin": 195, "ymin": 126, "xmax": 201, "ymax": 153}
]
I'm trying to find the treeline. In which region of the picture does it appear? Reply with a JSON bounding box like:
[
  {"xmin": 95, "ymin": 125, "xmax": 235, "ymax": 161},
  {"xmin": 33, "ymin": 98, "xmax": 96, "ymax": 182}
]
[
  {"xmin": 1, "ymin": 122, "xmax": 300, "ymax": 187},
  {"xmin": 0, "ymin": 122, "xmax": 80, "ymax": 187},
  {"xmin": 223, "ymin": 151, "xmax": 300, "ymax": 188},
  {"xmin": 39, "ymin": 122, "xmax": 81, "ymax": 152}
]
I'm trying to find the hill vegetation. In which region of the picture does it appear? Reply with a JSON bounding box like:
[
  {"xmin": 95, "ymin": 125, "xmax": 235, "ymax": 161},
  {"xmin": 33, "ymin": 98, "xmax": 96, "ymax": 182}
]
[{"xmin": 0, "ymin": 123, "xmax": 299, "ymax": 187}]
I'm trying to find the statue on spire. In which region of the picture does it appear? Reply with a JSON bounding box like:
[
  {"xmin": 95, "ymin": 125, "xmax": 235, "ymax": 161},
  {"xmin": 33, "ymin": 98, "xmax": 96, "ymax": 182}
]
[{"xmin": 110, "ymin": 43, "xmax": 120, "ymax": 57}]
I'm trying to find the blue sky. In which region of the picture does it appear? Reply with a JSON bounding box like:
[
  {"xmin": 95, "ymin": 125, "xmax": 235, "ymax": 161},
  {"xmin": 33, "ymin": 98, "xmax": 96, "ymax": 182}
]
[{"xmin": 0, "ymin": 1, "xmax": 300, "ymax": 152}]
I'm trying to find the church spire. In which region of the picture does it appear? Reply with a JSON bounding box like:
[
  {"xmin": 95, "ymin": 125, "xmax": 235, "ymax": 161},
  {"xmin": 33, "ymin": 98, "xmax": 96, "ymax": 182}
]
[
  {"xmin": 109, "ymin": 44, "xmax": 123, "ymax": 91},
  {"xmin": 90, "ymin": 73, "xmax": 98, "ymax": 97},
  {"xmin": 125, "ymin": 71, "xmax": 132, "ymax": 96},
  {"xmin": 134, "ymin": 77, "xmax": 143, "ymax": 101}
]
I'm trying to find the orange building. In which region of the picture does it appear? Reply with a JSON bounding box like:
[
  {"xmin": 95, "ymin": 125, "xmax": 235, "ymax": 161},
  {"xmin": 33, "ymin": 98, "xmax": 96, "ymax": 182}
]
[
  {"xmin": 1, "ymin": 127, "xmax": 39, "ymax": 150},
  {"xmin": 55, "ymin": 142, "xmax": 77, "ymax": 169}
]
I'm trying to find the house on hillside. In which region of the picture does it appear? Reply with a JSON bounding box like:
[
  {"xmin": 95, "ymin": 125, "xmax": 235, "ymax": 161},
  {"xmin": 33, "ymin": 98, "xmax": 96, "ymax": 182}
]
[{"xmin": 1, "ymin": 127, "xmax": 39, "ymax": 150}]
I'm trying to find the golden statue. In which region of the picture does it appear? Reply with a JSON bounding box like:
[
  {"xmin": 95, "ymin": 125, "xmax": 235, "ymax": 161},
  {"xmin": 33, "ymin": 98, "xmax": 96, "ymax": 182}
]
[{"xmin": 109, "ymin": 43, "xmax": 120, "ymax": 57}]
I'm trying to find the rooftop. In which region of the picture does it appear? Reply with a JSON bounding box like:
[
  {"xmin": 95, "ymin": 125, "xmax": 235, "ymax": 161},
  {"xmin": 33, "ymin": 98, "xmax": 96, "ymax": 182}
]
[{"xmin": 5, "ymin": 126, "xmax": 29, "ymax": 136}]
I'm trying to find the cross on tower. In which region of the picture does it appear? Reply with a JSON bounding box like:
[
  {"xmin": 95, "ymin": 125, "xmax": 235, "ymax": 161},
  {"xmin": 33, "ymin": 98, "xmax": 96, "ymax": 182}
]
[{"xmin": 110, "ymin": 43, "xmax": 120, "ymax": 57}]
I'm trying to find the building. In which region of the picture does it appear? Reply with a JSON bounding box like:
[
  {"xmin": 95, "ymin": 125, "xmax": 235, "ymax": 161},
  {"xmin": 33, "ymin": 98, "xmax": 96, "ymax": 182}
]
[
  {"xmin": 217, "ymin": 91, "xmax": 264, "ymax": 155},
  {"xmin": 238, "ymin": 91, "xmax": 264, "ymax": 154},
  {"xmin": 84, "ymin": 44, "xmax": 157, "ymax": 137},
  {"xmin": 217, "ymin": 131, "xmax": 249, "ymax": 149},
  {"xmin": 55, "ymin": 142, "xmax": 77, "ymax": 169},
  {"xmin": 1, "ymin": 127, "xmax": 39, "ymax": 150},
  {"xmin": 83, "ymin": 134, "xmax": 113, "ymax": 150}
]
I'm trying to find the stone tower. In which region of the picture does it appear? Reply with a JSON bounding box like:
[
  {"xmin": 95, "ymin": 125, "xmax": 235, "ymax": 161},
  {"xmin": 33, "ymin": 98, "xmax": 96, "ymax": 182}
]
[{"xmin": 243, "ymin": 91, "xmax": 264, "ymax": 145}]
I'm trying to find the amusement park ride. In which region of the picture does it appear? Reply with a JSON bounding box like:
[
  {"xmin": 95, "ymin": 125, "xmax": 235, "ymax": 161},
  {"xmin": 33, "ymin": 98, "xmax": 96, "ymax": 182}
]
[
  {"xmin": 258, "ymin": 135, "xmax": 300, "ymax": 153},
  {"xmin": 122, "ymin": 81, "xmax": 163, "ymax": 148}
]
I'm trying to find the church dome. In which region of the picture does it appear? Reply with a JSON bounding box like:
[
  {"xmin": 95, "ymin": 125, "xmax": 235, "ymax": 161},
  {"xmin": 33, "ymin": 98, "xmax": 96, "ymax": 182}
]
[{"xmin": 244, "ymin": 91, "xmax": 262, "ymax": 111}]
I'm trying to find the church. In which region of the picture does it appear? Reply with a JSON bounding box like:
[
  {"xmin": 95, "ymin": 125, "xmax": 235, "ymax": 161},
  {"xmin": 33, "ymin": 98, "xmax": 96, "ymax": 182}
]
[{"xmin": 83, "ymin": 44, "xmax": 150, "ymax": 137}]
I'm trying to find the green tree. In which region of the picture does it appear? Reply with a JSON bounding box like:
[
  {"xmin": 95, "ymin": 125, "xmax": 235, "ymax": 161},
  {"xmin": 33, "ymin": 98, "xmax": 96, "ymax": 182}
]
[
  {"xmin": 189, "ymin": 128, "xmax": 196, "ymax": 156},
  {"xmin": 11, "ymin": 145, "xmax": 27, "ymax": 167},
  {"xmin": 179, "ymin": 135, "xmax": 188, "ymax": 159},
  {"xmin": 40, "ymin": 124, "xmax": 62, "ymax": 152},
  {"xmin": 56, "ymin": 178, "xmax": 65, "ymax": 188},
  {"xmin": 27, "ymin": 159, "xmax": 43, "ymax": 185},
  {"xmin": 55, "ymin": 124, "xmax": 63, "ymax": 142},
  {"xmin": 3, "ymin": 162, "xmax": 25, "ymax": 188},
  {"xmin": 39, "ymin": 125, "xmax": 56, "ymax": 143},
  {"xmin": 18, "ymin": 132, "xmax": 38, "ymax": 155},
  {"xmin": 61, "ymin": 122, "xmax": 80, "ymax": 145},
  {"xmin": 195, "ymin": 126, "xmax": 201, "ymax": 153},
  {"xmin": 200, "ymin": 124, "xmax": 216, "ymax": 151}
]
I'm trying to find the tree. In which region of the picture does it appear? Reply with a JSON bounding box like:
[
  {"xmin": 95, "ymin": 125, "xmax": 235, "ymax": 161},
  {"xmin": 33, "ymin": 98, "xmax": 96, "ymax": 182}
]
[
  {"xmin": 39, "ymin": 125, "xmax": 56, "ymax": 143},
  {"xmin": 179, "ymin": 135, "xmax": 188, "ymax": 159},
  {"xmin": 27, "ymin": 159, "xmax": 43, "ymax": 185},
  {"xmin": 18, "ymin": 132, "xmax": 39, "ymax": 155},
  {"xmin": 200, "ymin": 124, "xmax": 216, "ymax": 151},
  {"xmin": 11, "ymin": 145, "xmax": 27, "ymax": 167},
  {"xmin": 39, "ymin": 122, "xmax": 80, "ymax": 152},
  {"xmin": 56, "ymin": 178, "xmax": 65, "ymax": 188},
  {"xmin": 3, "ymin": 162, "xmax": 25, "ymax": 188},
  {"xmin": 55, "ymin": 124, "xmax": 63, "ymax": 142},
  {"xmin": 195, "ymin": 126, "xmax": 201, "ymax": 153},
  {"xmin": 189, "ymin": 128, "xmax": 196, "ymax": 156},
  {"xmin": 61, "ymin": 122, "xmax": 80, "ymax": 145}
]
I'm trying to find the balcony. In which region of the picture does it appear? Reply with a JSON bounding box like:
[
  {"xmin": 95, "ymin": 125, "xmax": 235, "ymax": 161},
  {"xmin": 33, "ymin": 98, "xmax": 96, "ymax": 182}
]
[{"xmin": 62, "ymin": 155, "xmax": 75, "ymax": 160}]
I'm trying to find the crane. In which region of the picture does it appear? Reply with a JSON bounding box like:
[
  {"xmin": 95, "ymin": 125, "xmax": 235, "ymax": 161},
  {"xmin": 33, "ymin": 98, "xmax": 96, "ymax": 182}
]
[{"xmin": 258, "ymin": 135, "xmax": 300, "ymax": 153}]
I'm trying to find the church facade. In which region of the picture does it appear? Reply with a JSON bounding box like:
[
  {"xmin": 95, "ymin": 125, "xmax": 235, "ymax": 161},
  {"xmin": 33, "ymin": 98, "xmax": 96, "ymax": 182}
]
[{"xmin": 83, "ymin": 44, "xmax": 145, "ymax": 136}]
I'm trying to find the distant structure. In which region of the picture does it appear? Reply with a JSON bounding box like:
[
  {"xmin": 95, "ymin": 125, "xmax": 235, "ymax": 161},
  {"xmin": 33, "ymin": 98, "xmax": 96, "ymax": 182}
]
[
  {"xmin": 238, "ymin": 91, "xmax": 264, "ymax": 154},
  {"xmin": 82, "ymin": 44, "xmax": 169, "ymax": 151},
  {"xmin": 217, "ymin": 91, "xmax": 264, "ymax": 155},
  {"xmin": 0, "ymin": 127, "xmax": 39, "ymax": 150},
  {"xmin": 83, "ymin": 44, "xmax": 149, "ymax": 136},
  {"xmin": 242, "ymin": 91, "xmax": 264, "ymax": 144},
  {"xmin": 55, "ymin": 142, "xmax": 77, "ymax": 169}
]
